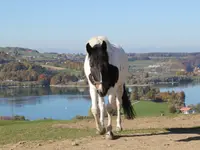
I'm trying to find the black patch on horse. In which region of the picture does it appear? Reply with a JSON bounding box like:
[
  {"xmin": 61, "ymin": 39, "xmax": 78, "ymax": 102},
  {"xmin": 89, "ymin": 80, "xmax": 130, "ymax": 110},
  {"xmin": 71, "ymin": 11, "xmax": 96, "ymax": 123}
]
[
  {"xmin": 86, "ymin": 41, "xmax": 119, "ymax": 97},
  {"xmin": 108, "ymin": 64, "xmax": 119, "ymax": 87}
]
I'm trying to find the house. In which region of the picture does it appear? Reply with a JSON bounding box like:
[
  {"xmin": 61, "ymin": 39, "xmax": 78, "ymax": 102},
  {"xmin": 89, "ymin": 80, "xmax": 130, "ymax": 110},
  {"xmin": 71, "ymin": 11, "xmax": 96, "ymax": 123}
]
[
  {"xmin": 180, "ymin": 107, "xmax": 194, "ymax": 114},
  {"xmin": 193, "ymin": 67, "xmax": 200, "ymax": 75}
]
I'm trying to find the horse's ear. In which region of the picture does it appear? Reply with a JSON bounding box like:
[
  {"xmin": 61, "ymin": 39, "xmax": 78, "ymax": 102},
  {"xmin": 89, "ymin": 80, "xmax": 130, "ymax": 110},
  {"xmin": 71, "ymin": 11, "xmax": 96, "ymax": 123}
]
[
  {"xmin": 86, "ymin": 43, "xmax": 93, "ymax": 55},
  {"xmin": 101, "ymin": 41, "xmax": 107, "ymax": 51}
]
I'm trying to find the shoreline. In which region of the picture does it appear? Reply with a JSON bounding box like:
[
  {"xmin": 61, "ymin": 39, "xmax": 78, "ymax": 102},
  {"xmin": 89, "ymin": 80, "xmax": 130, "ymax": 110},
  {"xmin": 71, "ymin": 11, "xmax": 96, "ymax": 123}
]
[
  {"xmin": 0, "ymin": 83, "xmax": 194, "ymax": 88},
  {"xmin": 0, "ymin": 80, "xmax": 199, "ymax": 89}
]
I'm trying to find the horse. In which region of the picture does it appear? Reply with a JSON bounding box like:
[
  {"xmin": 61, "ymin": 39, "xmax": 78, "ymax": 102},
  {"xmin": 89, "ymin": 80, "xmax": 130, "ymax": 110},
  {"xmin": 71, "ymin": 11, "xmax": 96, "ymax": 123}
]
[{"xmin": 84, "ymin": 36, "xmax": 136, "ymax": 140}]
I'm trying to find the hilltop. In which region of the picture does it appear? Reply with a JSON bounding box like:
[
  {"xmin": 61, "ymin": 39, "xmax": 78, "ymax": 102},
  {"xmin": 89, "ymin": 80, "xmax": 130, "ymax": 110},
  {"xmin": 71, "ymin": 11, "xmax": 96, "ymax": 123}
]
[
  {"xmin": 1, "ymin": 46, "xmax": 200, "ymax": 65},
  {"xmin": 0, "ymin": 114, "xmax": 200, "ymax": 150},
  {"xmin": 1, "ymin": 46, "xmax": 200, "ymax": 61},
  {"xmin": 0, "ymin": 47, "xmax": 39, "ymax": 56},
  {"xmin": 0, "ymin": 47, "xmax": 58, "ymax": 62}
]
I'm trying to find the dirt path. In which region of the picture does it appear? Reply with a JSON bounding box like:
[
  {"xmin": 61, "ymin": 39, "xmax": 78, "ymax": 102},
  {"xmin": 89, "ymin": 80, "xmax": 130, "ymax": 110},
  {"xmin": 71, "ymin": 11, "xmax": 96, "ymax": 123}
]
[
  {"xmin": 53, "ymin": 114, "xmax": 200, "ymax": 130},
  {"xmin": 2, "ymin": 114, "xmax": 200, "ymax": 150}
]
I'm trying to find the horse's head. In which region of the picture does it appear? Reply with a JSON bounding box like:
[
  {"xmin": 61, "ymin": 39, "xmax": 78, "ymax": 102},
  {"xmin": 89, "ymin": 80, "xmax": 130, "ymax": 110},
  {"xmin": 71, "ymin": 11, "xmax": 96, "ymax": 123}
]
[{"xmin": 86, "ymin": 40, "xmax": 118, "ymax": 97}]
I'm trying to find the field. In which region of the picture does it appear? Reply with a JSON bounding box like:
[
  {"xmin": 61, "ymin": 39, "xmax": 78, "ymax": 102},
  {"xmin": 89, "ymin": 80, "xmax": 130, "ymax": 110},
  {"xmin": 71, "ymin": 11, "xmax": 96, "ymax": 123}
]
[
  {"xmin": 0, "ymin": 114, "xmax": 200, "ymax": 150},
  {"xmin": 41, "ymin": 65, "xmax": 82, "ymax": 76},
  {"xmin": 133, "ymin": 101, "xmax": 170, "ymax": 117},
  {"xmin": 128, "ymin": 60, "xmax": 156, "ymax": 69},
  {"xmin": 41, "ymin": 65, "xmax": 66, "ymax": 70}
]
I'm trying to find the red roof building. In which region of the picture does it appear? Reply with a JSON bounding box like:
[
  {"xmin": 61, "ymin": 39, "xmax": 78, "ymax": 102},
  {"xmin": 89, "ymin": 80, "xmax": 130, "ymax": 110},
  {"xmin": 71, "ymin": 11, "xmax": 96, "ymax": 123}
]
[{"xmin": 180, "ymin": 107, "xmax": 192, "ymax": 114}]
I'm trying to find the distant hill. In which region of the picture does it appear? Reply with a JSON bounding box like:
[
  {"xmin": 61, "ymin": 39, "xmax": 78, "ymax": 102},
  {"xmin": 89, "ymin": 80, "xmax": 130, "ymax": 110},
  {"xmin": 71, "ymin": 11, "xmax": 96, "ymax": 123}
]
[
  {"xmin": 0, "ymin": 46, "xmax": 200, "ymax": 68},
  {"xmin": 0, "ymin": 47, "xmax": 40, "ymax": 57},
  {"xmin": 0, "ymin": 51, "xmax": 15, "ymax": 63},
  {"xmin": 0, "ymin": 47, "xmax": 59, "ymax": 61}
]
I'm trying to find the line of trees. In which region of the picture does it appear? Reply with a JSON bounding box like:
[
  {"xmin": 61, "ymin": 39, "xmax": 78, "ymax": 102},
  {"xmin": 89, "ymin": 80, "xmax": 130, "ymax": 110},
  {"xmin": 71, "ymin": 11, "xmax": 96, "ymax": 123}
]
[
  {"xmin": 129, "ymin": 86, "xmax": 186, "ymax": 113},
  {"xmin": 0, "ymin": 61, "xmax": 85, "ymax": 87}
]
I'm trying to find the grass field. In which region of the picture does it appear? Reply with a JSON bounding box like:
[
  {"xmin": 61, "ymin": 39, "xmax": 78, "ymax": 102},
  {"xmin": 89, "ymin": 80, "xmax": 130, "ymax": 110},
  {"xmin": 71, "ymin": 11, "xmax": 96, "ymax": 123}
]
[
  {"xmin": 0, "ymin": 114, "xmax": 199, "ymax": 147},
  {"xmin": 133, "ymin": 101, "xmax": 170, "ymax": 117},
  {"xmin": 0, "ymin": 119, "xmax": 169, "ymax": 146},
  {"xmin": 0, "ymin": 119, "xmax": 96, "ymax": 145},
  {"xmin": 41, "ymin": 65, "xmax": 66, "ymax": 70},
  {"xmin": 0, "ymin": 101, "xmax": 171, "ymax": 145},
  {"xmin": 41, "ymin": 65, "xmax": 82, "ymax": 76},
  {"xmin": 128, "ymin": 60, "xmax": 156, "ymax": 68},
  {"xmin": 0, "ymin": 119, "xmax": 170, "ymax": 146}
]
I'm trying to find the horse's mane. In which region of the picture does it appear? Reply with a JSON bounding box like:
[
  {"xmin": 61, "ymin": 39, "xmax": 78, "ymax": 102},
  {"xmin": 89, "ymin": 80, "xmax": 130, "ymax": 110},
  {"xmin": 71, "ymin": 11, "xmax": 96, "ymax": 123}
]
[{"xmin": 86, "ymin": 36, "xmax": 113, "ymax": 52}]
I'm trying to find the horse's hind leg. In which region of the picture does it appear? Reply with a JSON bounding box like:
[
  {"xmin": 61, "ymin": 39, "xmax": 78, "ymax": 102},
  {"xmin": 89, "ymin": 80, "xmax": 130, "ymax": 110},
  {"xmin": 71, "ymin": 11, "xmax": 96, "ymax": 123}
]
[
  {"xmin": 89, "ymin": 88, "xmax": 104, "ymax": 135},
  {"xmin": 105, "ymin": 94, "xmax": 116, "ymax": 140},
  {"xmin": 116, "ymin": 85, "xmax": 123, "ymax": 132}
]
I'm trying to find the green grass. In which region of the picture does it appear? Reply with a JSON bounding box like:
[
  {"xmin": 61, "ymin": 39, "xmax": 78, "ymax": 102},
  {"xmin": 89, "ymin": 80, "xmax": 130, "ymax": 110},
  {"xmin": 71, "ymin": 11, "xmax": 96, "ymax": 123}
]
[
  {"xmin": 133, "ymin": 101, "xmax": 170, "ymax": 117},
  {"xmin": 41, "ymin": 64, "xmax": 82, "ymax": 76},
  {"xmin": 0, "ymin": 119, "xmax": 173, "ymax": 146},
  {"xmin": 0, "ymin": 119, "xmax": 168, "ymax": 146},
  {"xmin": 129, "ymin": 60, "xmax": 156, "ymax": 67},
  {"xmin": 0, "ymin": 101, "xmax": 191, "ymax": 146},
  {"xmin": 0, "ymin": 114, "xmax": 199, "ymax": 146},
  {"xmin": 41, "ymin": 65, "xmax": 66, "ymax": 70},
  {"xmin": 59, "ymin": 68, "xmax": 82, "ymax": 76},
  {"xmin": 0, "ymin": 119, "xmax": 96, "ymax": 145}
]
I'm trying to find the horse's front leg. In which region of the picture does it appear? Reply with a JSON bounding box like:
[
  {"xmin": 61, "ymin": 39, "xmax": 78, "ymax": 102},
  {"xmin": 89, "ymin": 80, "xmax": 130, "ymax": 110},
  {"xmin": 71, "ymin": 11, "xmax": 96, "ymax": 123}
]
[
  {"xmin": 105, "ymin": 94, "xmax": 116, "ymax": 140},
  {"xmin": 98, "ymin": 96, "xmax": 106, "ymax": 135},
  {"xmin": 89, "ymin": 88, "xmax": 104, "ymax": 134}
]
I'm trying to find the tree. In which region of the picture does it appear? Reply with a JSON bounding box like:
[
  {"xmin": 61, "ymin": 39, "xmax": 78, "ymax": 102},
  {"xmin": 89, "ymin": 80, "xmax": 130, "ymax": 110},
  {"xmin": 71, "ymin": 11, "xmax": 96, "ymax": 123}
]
[
  {"xmin": 144, "ymin": 72, "xmax": 149, "ymax": 78},
  {"xmin": 143, "ymin": 86, "xmax": 151, "ymax": 94},
  {"xmin": 130, "ymin": 87, "xmax": 139, "ymax": 101},
  {"xmin": 169, "ymin": 104, "xmax": 176, "ymax": 113},
  {"xmin": 190, "ymin": 103, "xmax": 200, "ymax": 113},
  {"xmin": 14, "ymin": 49, "xmax": 19, "ymax": 56},
  {"xmin": 146, "ymin": 88, "xmax": 156, "ymax": 100},
  {"xmin": 195, "ymin": 103, "xmax": 200, "ymax": 113},
  {"xmin": 38, "ymin": 74, "xmax": 50, "ymax": 87},
  {"xmin": 179, "ymin": 91, "xmax": 185, "ymax": 101}
]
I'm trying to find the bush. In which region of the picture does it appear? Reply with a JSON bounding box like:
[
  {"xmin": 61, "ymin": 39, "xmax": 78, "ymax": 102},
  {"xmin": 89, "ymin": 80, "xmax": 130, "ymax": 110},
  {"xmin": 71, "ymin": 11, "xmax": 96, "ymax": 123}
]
[
  {"xmin": 13, "ymin": 115, "xmax": 26, "ymax": 120},
  {"xmin": 168, "ymin": 105, "xmax": 176, "ymax": 113},
  {"xmin": 73, "ymin": 115, "xmax": 93, "ymax": 120}
]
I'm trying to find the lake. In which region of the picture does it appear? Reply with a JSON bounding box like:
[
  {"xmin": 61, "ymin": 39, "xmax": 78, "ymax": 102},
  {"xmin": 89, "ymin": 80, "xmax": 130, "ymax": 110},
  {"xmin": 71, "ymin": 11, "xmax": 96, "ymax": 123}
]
[{"xmin": 0, "ymin": 83, "xmax": 199, "ymax": 120}]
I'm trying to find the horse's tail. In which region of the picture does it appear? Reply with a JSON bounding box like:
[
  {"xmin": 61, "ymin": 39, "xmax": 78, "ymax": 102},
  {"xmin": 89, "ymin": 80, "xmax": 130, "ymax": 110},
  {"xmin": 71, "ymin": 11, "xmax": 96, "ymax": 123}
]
[{"xmin": 122, "ymin": 84, "xmax": 136, "ymax": 120}]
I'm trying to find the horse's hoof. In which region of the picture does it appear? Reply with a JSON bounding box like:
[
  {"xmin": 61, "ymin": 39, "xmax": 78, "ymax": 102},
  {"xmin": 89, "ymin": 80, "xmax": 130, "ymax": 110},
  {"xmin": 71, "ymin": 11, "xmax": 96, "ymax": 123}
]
[
  {"xmin": 100, "ymin": 127, "xmax": 106, "ymax": 135},
  {"xmin": 105, "ymin": 132, "xmax": 114, "ymax": 140},
  {"xmin": 96, "ymin": 128, "xmax": 106, "ymax": 135},
  {"xmin": 116, "ymin": 127, "xmax": 123, "ymax": 132}
]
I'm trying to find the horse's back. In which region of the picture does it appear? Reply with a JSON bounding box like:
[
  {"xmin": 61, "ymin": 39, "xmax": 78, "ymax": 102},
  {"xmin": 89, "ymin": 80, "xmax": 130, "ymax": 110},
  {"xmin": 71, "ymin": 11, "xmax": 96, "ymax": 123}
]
[{"xmin": 108, "ymin": 43, "xmax": 129, "ymax": 85}]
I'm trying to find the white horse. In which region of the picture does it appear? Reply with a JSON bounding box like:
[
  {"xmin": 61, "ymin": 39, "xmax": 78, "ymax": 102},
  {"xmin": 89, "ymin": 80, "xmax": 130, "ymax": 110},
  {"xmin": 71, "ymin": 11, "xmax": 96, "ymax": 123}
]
[{"xmin": 84, "ymin": 36, "xmax": 135, "ymax": 140}]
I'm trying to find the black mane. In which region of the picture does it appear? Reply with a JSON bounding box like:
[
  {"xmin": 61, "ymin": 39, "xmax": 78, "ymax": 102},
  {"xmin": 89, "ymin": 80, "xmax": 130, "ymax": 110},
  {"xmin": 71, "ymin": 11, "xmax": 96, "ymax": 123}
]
[{"xmin": 89, "ymin": 44, "xmax": 109, "ymax": 69}]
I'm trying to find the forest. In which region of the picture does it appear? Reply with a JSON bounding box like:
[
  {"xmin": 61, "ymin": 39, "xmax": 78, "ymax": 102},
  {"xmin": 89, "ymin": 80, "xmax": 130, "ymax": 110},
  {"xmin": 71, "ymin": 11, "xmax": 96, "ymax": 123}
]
[{"xmin": 0, "ymin": 60, "xmax": 84, "ymax": 87}]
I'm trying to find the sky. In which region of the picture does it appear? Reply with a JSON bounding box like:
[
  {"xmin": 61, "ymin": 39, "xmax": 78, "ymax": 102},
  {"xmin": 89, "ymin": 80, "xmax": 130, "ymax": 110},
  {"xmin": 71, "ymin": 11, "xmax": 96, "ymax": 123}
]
[{"xmin": 0, "ymin": 0, "xmax": 200, "ymax": 53}]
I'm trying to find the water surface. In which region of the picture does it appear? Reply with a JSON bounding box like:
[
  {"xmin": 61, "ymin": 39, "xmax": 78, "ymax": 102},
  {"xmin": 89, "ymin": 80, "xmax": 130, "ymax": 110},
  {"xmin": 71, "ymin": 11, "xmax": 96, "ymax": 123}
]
[{"xmin": 0, "ymin": 84, "xmax": 199, "ymax": 120}]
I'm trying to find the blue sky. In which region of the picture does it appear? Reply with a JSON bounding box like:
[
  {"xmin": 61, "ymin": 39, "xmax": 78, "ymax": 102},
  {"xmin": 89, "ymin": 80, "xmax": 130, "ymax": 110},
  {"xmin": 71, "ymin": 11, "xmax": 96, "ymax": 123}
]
[{"xmin": 0, "ymin": 0, "xmax": 200, "ymax": 53}]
